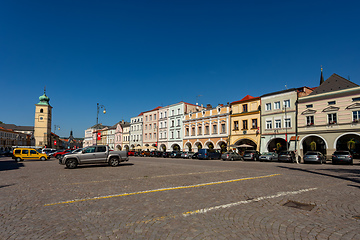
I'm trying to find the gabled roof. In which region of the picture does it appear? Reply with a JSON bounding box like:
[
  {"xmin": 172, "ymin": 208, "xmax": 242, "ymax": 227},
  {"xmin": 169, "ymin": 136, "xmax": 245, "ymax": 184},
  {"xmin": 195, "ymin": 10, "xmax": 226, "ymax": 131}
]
[
  {"xmin": 231, "ymin": 95, "xmax": 260, "ymax": 105},
  {"xmin": 309, "ymin": 73, "xmax": 359, "ymax": 96}
]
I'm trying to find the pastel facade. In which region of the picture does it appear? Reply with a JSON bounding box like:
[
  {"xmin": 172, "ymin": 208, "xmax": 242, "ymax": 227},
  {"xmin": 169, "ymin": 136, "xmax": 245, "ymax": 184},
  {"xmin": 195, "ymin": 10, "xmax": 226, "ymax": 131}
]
[
  {"xmin": 183, "ymin": 104, "xmax": 229, "ymax": 152},
  {"xmin": 158, "ymin": 107, "xmax": 169, "ymax": 151},
  {"xmin": 297, "ymin": 74, "xmax": 360, "ymax": 159},
  {"xmin": 229, "ymin": 95, "xmax": 261, "ymax": 151},
  {"xmin": 130, "ymin": 113, "xmax": 143, "ymax": 149},
  {"xmin": 167, "ymin": 102, "xmax": 198, "ymax": 151},
  {"xmin": 143, "ymin": 107, "xmax": 161, "ymax": 149},
  {"xmin": 260, "ymin": 87, "xmax": 313, "ymax": 153}
]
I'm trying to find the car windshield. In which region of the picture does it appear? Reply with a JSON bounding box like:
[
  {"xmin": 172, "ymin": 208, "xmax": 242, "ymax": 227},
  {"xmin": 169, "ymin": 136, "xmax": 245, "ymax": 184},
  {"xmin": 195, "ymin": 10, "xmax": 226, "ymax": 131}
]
[
  {"xmin": 306, "ymin": 152, "xmax": 317, "ymax": 155},
  {"xmin": 334, "ymin": 151, "xmax": 350, "ymax": 154},
  {"xmin": 262, "ymin": 153, "xmax": 273, "ymax": 155}
]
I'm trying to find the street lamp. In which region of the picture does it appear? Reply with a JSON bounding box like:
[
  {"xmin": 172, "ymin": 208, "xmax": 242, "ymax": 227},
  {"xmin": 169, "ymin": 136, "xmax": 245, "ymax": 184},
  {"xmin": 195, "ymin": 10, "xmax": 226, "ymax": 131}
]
[
  {"xmin": 283, "ymin": 105, "xmax": 288, "ymax": 151},
  {"xmin": 54, "ymin": 125, "xmax": 60, "ymax": 134},
  {"xmin": 96, "ymin": 103, "xmax": 106, "ymax": 125}
]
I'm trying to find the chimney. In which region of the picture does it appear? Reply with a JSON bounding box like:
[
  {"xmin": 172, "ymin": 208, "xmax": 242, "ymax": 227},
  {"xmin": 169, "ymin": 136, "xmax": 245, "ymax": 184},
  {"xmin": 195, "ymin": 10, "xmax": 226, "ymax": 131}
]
[{"xmin": 206, "ymin": 104, "xmax": 212, "ymax": 109}]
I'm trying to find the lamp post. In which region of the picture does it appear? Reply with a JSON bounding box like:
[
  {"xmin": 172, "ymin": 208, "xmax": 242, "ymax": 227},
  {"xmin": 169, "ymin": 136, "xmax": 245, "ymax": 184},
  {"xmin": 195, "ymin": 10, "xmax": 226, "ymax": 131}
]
[
  {"xmin": 96, "ymin": 103, "xmax": 106, "ymax": 125},
  {"xmin": 283, "ymin": 105, "xmax": 288, "ymax": 151},
  {"xmin": 54, "ymin": 125, "xmax": 60, "ymax": 134}
]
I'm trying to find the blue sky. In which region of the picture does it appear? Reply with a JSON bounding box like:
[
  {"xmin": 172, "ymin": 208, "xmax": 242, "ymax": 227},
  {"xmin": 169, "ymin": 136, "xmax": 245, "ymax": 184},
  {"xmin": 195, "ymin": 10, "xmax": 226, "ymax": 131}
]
[{"xmin": 1, "ymin": 0, "xmax": 359, "ymax": 138}]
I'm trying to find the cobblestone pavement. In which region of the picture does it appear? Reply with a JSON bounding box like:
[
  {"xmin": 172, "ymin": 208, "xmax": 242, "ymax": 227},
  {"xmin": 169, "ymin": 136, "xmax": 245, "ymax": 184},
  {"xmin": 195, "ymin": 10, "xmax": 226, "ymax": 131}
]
[{"xmin": 0, "ymin": 156, "xmax": 359, "ymax": 239}]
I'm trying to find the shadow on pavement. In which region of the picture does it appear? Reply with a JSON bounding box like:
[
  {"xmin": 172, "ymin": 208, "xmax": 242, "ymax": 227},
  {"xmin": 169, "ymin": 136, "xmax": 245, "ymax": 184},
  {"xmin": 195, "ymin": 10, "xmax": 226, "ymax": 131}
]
[
  {"xmin": 0, "ymin": 159, "xmax": 24, "ymax": 172},
  {"xmin": 69, "ymin": 163, "xmax": 134, "ymax": 169},
  {"xmin": 278, "ymin": 165, "xmax": 360, "ymax": 185}
]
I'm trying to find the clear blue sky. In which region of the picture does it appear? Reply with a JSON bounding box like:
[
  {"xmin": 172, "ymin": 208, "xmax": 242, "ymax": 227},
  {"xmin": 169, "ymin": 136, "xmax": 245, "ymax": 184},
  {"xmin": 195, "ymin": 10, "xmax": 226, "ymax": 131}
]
[{"xmin": 1, "ymin": 0, "xmax": 359, "ymax": 138}]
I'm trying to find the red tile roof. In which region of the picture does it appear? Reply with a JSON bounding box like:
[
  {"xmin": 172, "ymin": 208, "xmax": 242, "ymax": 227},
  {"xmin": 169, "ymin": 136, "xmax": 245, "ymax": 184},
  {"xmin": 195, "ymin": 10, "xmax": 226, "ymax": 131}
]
[{"xmin": 231, "ymin": 95, "xmax": 260, "ymax": 104}]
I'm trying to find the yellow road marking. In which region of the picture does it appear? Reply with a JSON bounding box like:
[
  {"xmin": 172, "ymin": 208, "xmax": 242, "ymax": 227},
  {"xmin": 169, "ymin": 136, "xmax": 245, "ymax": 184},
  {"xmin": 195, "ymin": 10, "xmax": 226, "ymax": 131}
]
[
  {"xmin": 68, "ymin": 170, "xmax": 232, "ymax": 185},
  {"xmin": 44, "ymin": 173, "xmax": 281, "ymax": 206}
]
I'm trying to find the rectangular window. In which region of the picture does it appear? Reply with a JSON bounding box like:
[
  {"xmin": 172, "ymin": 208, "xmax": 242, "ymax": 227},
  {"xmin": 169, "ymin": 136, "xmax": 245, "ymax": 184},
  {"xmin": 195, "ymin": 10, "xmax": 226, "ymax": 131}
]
[
  {"xmin": 242, "ymin": 120, "xmax": 248, "ymax": 130},
  {"xmin": 145, "ymin": 125, "xmax": 147, "ymax": 130},
  {"xmin": 221, "ymin": 124, "xmax": 226, "ymax": 133},
  {"xmin": 149, "ymin": 124, "xmax": 152, "ymax": 129},
  {"xmin": 150, "ymin": 115, "xmax": 152, "ymax": 120},
  {"xmin": 177, "ymin": 131, "xmax": 180, "ymax": 138},
  {"xmin": 192, "ymin": 127, "xmax": 195, "ymax": 136},
  {"xmin": 160, "ymin": 133, "xmax": 162, "ymax": 139},
  {"xmin": 213, "ymin": 125, "xmax": 217, "ymax": 134},
  {"xmin": 160, "ymin": 113, "xmax": 163, "ymax": 119},
  {"xmin": 186, "ymin": 128, "xmax": 189, "ymax": 136},
  {"xmin": 146, "ymin": 116, "xmax": 148, "ymax": 121},
  {"xmin": 353, "ymin": 111, "xmax": 360, "ymax": 122},
  {"xmin": 172, "ymin": 110, "xmax": 174, "ymax": 116},
  {"xmin": 328, "ymin": 113, "xmax": 337, "ymax": 124},
  {"xmin": 275, "ymin": 119, "xmax": 281, "ymax": 128},
  {"xmin": 149, "ymin": 133, "xmax": 152, "ymax": 139},
  {"xmin": 198, "ymin": 126, "xmax": 202, "ymax": 135},
  {"xmin": 234, "ymin": 121, "xmax": 239, "ymax": 130},
  {"xmin": 171, "ymin": 120, "xmax": 174, "ymax": 127},
  {"xmin": 242, "ymin": 104, "xmax": 248, "ymax": 112},
  {"xmin": 274, "ymin": 101, "xmax": 280, "ymax": 110},
  {"xmin": 177, "ymin": 119, "xmax": 180, "ymax": 126},
  {"xmin": 154, "ymin": 114, "xmax": 156, "ymax": 120},
  {"xmin": 164, "ymin": 112, "xmax": 167, "ymax": 117},
  {"xmin": 265, "ymin": 103, "xmax": 271, "ymax": 111},
  {"xmin": 328, "ymin": 101, "xmax": 336, "ymax": 105},
  {"xmin": 171, "ymin": 131, "xmax": 174, "ymax": 139},
  {"xmin": 205, "ymin": 126, "xmax": 209, "ymax": 135},
  {"xmin": 283, "ymin": 100, "xmax": 290, "ymax": 108},
  {"xmin": 154, "ymin": 133, "xmax": 156, "ymax": 139},
  {"xmin": 252, "ymin": 119, "xmax": 258, "ymax": 129},
  {"xmin": 284, "ymin": 118, "xmax": 291, "ymax": 128},
  {"xmin": 306, "ymin": 104, "xmax": 313, "ymax": 108}
]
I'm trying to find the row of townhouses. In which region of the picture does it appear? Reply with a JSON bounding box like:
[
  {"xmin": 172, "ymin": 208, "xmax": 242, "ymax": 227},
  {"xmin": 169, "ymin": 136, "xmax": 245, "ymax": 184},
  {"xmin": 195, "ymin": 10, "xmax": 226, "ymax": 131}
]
[{"xmin": 84, "ymin": 73, "xmax": 360, "ymax": 159}]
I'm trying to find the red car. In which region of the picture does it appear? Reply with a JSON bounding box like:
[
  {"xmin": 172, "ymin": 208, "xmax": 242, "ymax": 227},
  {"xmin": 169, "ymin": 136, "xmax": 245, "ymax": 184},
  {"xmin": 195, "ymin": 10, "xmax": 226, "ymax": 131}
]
[
  {"xmin": 53, "ymin": 149, "xmax": 73, "ymax": 159},
  {"xmin": 127, "ymin": 150, "xmax": 135, "ymax": 156}
]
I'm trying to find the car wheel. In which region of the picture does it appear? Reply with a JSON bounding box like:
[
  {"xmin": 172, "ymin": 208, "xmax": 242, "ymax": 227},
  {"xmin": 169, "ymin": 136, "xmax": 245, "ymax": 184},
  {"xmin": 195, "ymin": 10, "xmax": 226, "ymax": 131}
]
[
  {"xmin": 40, "ymin": 157, "xmax": 46, "ymax": 161},
  {"xmin": 15, "ymin": 157, "xmax": 21, "ymax": 162},
  {"xmin": 230, "ymin": 157, "xmax": 234, "ymax": 161},
  {"xmin": 66, "ymin": 159, "xmax": 78, "ymax": 169},
  {"xmin": 109, "ymin": 158, "xmax": 119, "ymax": 167}
]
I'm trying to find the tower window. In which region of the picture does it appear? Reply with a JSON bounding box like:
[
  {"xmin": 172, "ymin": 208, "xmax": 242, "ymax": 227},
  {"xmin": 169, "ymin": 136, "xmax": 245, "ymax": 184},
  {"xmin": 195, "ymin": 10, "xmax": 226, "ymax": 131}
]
[{"xmin": 40, "ymin": 109, "xmax": 43, "ymax": 113}]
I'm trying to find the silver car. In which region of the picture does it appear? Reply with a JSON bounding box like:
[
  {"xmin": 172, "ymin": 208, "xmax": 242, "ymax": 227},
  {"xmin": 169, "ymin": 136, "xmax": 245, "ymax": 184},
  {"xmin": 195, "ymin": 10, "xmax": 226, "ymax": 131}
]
[
  {"xmin": 259, "ymin": 152, "xmax": 278, "ymax": 162},
  {"xmin": 221, "ymin": 152, "xmax": 243, "ymax": 161},
  {"xmin": 303, "ymin": 151, "xmax": 326, "ymax": 164}
]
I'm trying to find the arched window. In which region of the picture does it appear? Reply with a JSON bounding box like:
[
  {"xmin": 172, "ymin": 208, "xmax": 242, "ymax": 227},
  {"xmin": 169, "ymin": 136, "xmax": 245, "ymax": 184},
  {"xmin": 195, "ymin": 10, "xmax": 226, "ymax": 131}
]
[{"xmin": 40, "ymin": 109, "xmax": 43, "ymax": 113}]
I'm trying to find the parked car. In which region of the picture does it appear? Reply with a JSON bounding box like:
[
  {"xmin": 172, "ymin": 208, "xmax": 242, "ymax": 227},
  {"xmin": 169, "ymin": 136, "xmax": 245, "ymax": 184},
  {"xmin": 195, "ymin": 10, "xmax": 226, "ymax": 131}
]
[
  {"xmin": 332, "ymin": 151, "xmax": 353, "ymax": 165},
  {"xmin": 59, "ymin": 145, "xmax": 128, "ymax": 169},
  {"xmin": 150, "ymin": 151, "xmax": 163, "ymax": 157},
  {"xmin": 53, "ymin": 149, "xmax": 73, "ymax": 159},
  {"xmin": 170, "ymin": 151, "xmax": 182, "ymax": 158},
  {"xmin": 191, "ymin": 152, "xmax": 199, "ymax": 159},
  {"xmin": 181, "ymin": 151, "xmax": 195, "ymax": 159},
  {"xmin": 259, "ymin": 152, "xmax": 278, "ymax": 162},
  {"xmin": 42, "ymin": 148, "xmax": 57, "ymax": 156},
  {"xmin": 243, "ymin": 150, "xmax": 260, "ymax": 161},
  {"xmin": 12, "ymin": 148, "xmax": 50, "ymax": 162},
  {"xmin": 1, "ymin": 149, "xmax": 13, "ymax": 157},
  {"xmin": 221, "ymin": 152, "xmax": 242, "ymax": 161},
  {"xmin": 303, "ymin": 151, "xmax": 326, "ymax": 164},
  {"xmin": 278, "ymin": 151, "xmax": 296, "ymax": 163},
  {"xmin": 198, "ymin": 149, "xmax": 221, "ymax": 160},
  {"xmin": 127, "ymin": 150, "xmax": 135, "ymax": 156},
  {"xmin": 162, "ymin": 152, "xmax": 171, "ymax": 158},
  {"xmin": 140, "ymin": 151, "xmax": 151, "ymax": 157}
]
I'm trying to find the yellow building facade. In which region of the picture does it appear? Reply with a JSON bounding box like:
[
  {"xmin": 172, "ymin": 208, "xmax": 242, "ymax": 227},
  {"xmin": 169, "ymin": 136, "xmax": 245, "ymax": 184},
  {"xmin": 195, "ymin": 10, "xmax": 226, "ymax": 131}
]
[{"xmin": 229, "ymin": 95, "xmax": 261, "ymax": 152}]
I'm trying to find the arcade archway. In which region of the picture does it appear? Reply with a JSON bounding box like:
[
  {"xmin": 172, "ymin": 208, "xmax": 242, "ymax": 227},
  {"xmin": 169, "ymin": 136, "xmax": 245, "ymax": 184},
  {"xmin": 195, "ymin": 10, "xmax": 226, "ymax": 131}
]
[
  {"xmin": 335, "ymin": 133, "xmax": 360, "ymax": 158},
  {"xmin": 302, "ymin": 135, "xmax": 326, "ymax": 155},
  {"xmin": 267, "ymin": 138, "xmax": 288, "ymax": 152}
]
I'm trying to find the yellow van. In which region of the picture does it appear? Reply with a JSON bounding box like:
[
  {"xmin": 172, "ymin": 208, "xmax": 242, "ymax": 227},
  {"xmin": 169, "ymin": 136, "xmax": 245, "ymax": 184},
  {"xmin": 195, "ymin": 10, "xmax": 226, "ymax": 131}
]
[{"xmin": 12, "ymin": 148, "xmax": 49, "ymax": 162}]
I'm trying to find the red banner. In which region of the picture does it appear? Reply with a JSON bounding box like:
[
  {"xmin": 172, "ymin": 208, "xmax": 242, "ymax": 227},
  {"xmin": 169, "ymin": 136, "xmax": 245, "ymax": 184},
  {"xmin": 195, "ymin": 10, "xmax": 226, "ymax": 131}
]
[{"xmin": 97, "ymin": 132, "xmax": 101, "ymax": 140}]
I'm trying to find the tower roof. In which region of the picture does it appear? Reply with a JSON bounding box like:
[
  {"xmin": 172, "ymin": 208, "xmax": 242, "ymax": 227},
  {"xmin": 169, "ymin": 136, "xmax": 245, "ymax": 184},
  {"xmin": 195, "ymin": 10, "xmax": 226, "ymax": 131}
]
[
  {"xmin": 37, "ymin": 88, "xmax": 51, "ymax": 106},
  {"xmin": 309, "ymin": 73, "xmax": 358, "ymax": 96}
]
